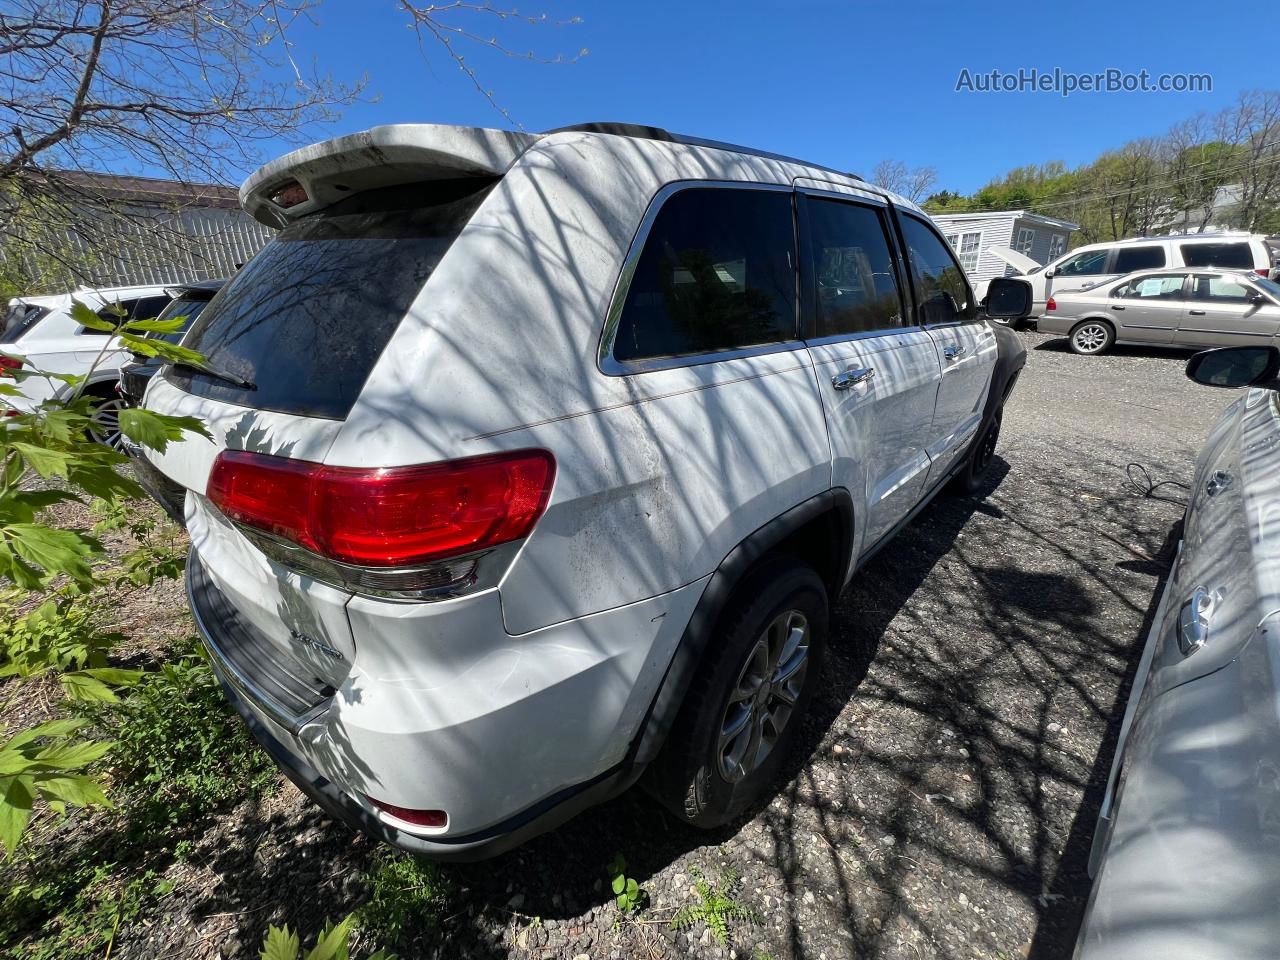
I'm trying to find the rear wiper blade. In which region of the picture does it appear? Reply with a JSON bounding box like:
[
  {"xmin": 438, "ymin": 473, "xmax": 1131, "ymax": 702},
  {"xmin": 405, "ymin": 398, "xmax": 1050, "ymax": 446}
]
[{"xmin": 169, "ymin": 360, "xmax": 256, "ymax": 391}]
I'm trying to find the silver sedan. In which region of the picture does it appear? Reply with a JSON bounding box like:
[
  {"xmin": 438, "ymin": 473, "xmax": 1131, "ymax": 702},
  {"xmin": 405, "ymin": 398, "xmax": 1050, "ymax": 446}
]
[{"xmin": 1036, "ymin": 268, "xmax": 1280, "ymax": 355}]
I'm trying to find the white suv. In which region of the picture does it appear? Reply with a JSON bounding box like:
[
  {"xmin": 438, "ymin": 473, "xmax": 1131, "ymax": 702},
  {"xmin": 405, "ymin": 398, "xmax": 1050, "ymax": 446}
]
[
  {"xmin": 140, "ymin": 123, "xmax": 1031, "ymax": 858},
  {"xmin": 2, "ymin": 284, "xmax": 174, "ymax": 444}
]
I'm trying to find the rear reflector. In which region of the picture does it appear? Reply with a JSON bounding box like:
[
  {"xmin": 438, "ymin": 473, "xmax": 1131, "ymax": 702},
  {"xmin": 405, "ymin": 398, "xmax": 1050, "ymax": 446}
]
[
  {"xmin": 365, "ymin": 795, "xmax": 447, "ymax": 829},
  {"xmin": 207, "ymin": 449, "xmax": 555, "ymax": 568}
]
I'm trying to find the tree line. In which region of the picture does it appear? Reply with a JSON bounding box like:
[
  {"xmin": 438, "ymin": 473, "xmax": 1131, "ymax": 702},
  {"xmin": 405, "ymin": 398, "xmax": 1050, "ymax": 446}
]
[{"xmin": 872, "ymin": 90, "xmax": 1280, "ymax": 247}]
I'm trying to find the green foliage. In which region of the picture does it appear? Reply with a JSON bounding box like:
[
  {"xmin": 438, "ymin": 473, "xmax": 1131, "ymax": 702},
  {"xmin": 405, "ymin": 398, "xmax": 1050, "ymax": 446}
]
[
  {"xmin": 355, "ymin": 850, "xmax": 453, "ymax": 947},
  {"xmin": 0, "ymin": 719, "xmax": 112, "ymax": 856},
  {"xmin": 608, "ymin": 852, "xmax": 646, "ymax": 913},
  {"xmin": 259, "ymin": 914, "xmax": 397, "ymax": 960},
  {"xmin": 0, "ymin": 595, "xmax": 142, "ymax": 704},
  {"xmin": 85, "ymin": 648, "xmax": 277, "ymax": 830},
  {"xmin": 670, "ymin": 866, "xmax": 761, "ymax": 946}
]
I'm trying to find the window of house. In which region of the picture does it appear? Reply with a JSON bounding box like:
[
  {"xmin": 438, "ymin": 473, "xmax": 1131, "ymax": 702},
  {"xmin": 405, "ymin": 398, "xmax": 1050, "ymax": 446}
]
[
  {"xmin": 611, "ymin": 187, "xmax": 797, "ymax": 363},
  {"xmin": 1113, "ymin": 245, "xmax": 1166, "ymax": 272},
  {"xmin": 901, "ymin": 215, "xmax": 976, "ymax": 325},
  {"xmin": 1047, "ymin": 234, "xmax": 1066, "ymax": 262},
  {"xmin": 1015, "ymin": 228, "xmax": 1035, "ymax": 255},
  {"xmin": 804, "ymin": 197, "xmax": 904, "ymax": 337},
  {"xmin": 1180, "ymin": 242, "xmax": 1253, "ymax": 270}
]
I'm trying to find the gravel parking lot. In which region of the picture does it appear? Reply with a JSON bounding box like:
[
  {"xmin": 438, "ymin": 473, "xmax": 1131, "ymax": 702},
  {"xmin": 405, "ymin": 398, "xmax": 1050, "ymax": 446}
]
[{"xmin": 73, "ymin": 326, "xmax": 1230, "ymax": 960}]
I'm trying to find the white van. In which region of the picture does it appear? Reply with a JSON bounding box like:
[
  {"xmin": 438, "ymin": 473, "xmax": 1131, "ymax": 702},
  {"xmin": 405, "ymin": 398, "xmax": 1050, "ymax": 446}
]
[{"xmin": 984, "ymin": 233, "xmax": 1277, "ymax": 321}]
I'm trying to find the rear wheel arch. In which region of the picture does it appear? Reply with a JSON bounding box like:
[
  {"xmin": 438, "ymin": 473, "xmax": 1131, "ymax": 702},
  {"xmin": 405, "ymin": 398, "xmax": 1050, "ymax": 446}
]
[{"xmin": 627, "ymin": 489, "xmax": 854, "ymax": 772}]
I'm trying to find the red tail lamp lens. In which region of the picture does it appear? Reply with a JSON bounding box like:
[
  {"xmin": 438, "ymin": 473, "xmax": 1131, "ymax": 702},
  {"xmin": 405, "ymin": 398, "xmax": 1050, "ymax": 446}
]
[
  {"xmin": 1046, "ymin": 297, "xmax": 1057, "ymax": 311},
  {"xmin": 1256, "ymin": 268, "xmax": 1270, "ymax": 277},
  {"xmin": 207, "ymin": 449, "xmax": 555, "ymax": 568},
  {"xmin": 0, "ymin": 355, "xmax": 21, "ymax": 378},
  {"xmin": 365, "ymin": 796, "xmax": 447, "ymax": 829}
]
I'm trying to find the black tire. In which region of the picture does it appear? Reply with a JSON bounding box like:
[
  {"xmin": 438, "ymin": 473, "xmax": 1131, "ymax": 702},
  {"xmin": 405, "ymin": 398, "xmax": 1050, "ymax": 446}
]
[
  {"xmin": 648, "ymin": 558, "xmax": 828, "ymax": 829},
  {"xmin": 1067, "ymin": 318, "xmax": 1114, "ymax": 356},
  {"xmin": 949, "ymin": 408, "xmax": 1002, "ymax": 495}
]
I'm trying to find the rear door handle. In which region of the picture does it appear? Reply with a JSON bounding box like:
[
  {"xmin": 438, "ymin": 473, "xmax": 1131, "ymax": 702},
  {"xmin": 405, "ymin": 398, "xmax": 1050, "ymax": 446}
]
[
  {"xmin": 1111, "ymin": 304, "xmax": 1125, "ymax": 310},
  {"xmin": 1189, "ymin": 309, "xmax": 1206, "ymax": 316},
  {"xmin": 943, "ymin": 343, "xmax": 966, "ymax": 362},
  {"xmin": 831, "ymin": 366, "xmax": 875, "ymax": 390}
]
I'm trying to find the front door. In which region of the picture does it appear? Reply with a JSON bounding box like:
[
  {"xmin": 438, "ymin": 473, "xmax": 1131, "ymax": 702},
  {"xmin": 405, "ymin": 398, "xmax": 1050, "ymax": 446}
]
[
  {"xmin": 1180, "ymin": 273, "xmax": 1280, "ymax": 347},
  {"xmin": 797, "ymin": 188, "xmax": 941, "ymax": 555},
  {"xmin": 895, "ymin": 212, "xmax": 997, "ymax": 487}
]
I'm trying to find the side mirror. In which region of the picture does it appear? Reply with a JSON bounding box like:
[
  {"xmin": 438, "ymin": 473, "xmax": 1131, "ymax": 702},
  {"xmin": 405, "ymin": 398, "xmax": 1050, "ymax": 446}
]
[
  {"xmin": 1044, "ymin": 268, "xmax": 1055, "ymax": 279},
  {"xmin": 1185, "ymin": 346, "xmax": 1280, "ymax": 390},
  {"xmin": 983, "ymin": 276, "xmax": 1034, "ymax": 320},
  {"xmin": 1250, "ymin": 292, "xmax": 1266, "ymax": 306}
]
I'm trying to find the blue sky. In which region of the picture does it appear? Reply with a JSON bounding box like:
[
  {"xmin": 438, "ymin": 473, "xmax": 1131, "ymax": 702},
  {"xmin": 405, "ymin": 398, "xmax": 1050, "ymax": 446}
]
[{"xmin": 255, "ymin": 0, "xmax": 1274, "ymax": 194}]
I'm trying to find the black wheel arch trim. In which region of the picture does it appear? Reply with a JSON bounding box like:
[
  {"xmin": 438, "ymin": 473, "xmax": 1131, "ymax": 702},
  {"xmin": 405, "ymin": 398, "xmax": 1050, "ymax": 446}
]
[{"xmin": 626, "ymin": 488, "xmax": 854, "ymax": 773}]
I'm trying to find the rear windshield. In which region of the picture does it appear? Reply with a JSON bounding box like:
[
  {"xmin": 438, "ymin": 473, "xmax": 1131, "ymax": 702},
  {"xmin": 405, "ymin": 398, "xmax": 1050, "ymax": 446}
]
[
  {"xmin": 1, "ymin": 303, "xmax": 48, "ymax": 344},
  {"xmin": 167, "ymin": 179, "xmax": 495, "ymax": 419}
]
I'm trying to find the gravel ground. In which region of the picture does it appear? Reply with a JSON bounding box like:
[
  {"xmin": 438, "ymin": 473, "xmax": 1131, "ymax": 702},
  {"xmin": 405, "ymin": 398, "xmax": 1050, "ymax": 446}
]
[{"xmin": 7, "ymin": 326, "xmax": 1233, "ymax": 960}]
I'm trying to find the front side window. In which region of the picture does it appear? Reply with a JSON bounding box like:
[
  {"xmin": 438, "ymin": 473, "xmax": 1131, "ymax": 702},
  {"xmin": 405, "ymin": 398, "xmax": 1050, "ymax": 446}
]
[
  {"xmin": 1114, "ymin": 245, "xmax": 1166, "ymax": 272},
  {"xmin": 1114, "ymin": 274, "xmax": 1187, "ymax": 300},
  {"xmin": 1189, "ymin": 274, "xmax": 1254, "ymax": 303},
  {"xmin": 804, "ymin": 197, "xmax": 904, "ymax": 337},
  {"xmin": 1056, "ymin": 249, "xmax": 1110, "ymax": 276},
  {"xmin": 900, "ymin": 215, "xmax": 975, "ymax": 325},
  {"xmin": 611, "ymin": 188, "xmax": 796, "ymax": 363},
  {"xmin": 1180, "ymin": 242, "xmax": 1253, "ymax": 270}
]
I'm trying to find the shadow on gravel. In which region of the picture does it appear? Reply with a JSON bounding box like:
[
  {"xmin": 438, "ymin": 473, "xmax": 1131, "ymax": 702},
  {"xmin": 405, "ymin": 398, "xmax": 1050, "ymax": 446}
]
[{"xmin": 1032, "ymin": 337, "xmax": 1194, "ymax": 362}]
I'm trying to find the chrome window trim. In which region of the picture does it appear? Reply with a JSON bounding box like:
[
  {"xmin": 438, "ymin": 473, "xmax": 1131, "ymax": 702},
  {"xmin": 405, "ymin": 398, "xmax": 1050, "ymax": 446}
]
[
  {"xmin": 597, "ymin": 179, "xmax": 797, "ymax": 377},
  {"xmin": 804, "ymin": 324, "xmax": 927, "ymax": 349}
]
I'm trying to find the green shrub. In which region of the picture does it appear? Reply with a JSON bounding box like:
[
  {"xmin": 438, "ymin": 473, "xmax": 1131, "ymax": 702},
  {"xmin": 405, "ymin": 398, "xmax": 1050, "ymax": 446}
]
[
  {"xmin": 260, "ymin": 913, "xmax": 397, "ymax": 960},
  {"xmin": 355, "ymin": 850, "xmax": 453, "ymax": 947}
]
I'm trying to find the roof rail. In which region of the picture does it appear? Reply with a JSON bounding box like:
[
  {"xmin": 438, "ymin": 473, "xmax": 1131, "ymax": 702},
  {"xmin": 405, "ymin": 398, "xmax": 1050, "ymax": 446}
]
[{"xmin": 544, "ymin": 122, "xmax": 866, "ymax": 185}]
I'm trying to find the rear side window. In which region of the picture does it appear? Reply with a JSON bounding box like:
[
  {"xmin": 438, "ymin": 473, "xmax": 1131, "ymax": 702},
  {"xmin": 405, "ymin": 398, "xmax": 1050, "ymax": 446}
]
[
  {"xmin": 899, "ymin": 214, "xmax": 975, "ymax": 325},
  {"xmin": 1114, "ymin": 245, "xmax": 1165, "ymax": 272},
  {"xmin": 1181, "ymin": 242, "xmax": 1253, "ymax": 269},
  {"xmin": 803, "ymin": 197, "xmax": 904, "ymax": 337},
  {"xmin": 611, "ymin": 187, "xmax": 796, "ymax": 364},
  {"xmin": 82, "ymin": 295, "xmax": 172, "ymax": 336},
  {"xmin": 155, "ymin": 296, "xmax": 214, "ymax": 343},
  {"xmin": 1056, "ymin": 249, "xmax": 1110, "ymax": 276},
  {"xmin": 169, "ymin": 179, "xmax": 494, "ymax": 419}
]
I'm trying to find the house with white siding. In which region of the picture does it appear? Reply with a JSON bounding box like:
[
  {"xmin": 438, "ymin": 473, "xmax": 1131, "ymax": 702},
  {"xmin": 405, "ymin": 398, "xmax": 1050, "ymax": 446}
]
[{"xmin": 929, "ymin": 210, "xmax": 1079, "ymax": 283}]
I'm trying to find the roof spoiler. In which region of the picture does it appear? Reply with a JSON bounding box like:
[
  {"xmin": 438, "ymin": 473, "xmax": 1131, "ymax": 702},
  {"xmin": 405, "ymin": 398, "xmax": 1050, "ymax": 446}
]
[{"xmin": 240, "ymin": 124, "xmax": 540, "ymax": 228}]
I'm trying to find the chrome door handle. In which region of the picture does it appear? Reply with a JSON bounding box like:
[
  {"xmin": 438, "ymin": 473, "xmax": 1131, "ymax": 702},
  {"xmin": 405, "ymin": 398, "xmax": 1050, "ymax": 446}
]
[
  {"xmin": 1205, "ymin": 470, "xmax": 1232, "ymax": 497},
  {"xmin": 831, "ymin": 366, "xmax": 875, "ymax": 390},
  {"xmin": 1111, "ymin": 304, "xmax": 1125, "ymax": 310},
  {"xmin": 1189, "ymin": 309, "xmax": 1206, "ymax": 316},
  {"xmin": 1177, "ymin": 586, "xmax": 1220, "ymax": 656},
  {"xmin": 943, "ymin": 343, "xmax": 966, "ymax": 361}
]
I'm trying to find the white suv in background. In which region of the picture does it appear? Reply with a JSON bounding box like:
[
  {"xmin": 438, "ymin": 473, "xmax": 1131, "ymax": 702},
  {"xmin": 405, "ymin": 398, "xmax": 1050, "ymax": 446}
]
[
  {"xmin": 140, "ymin": 123, "xmax": 1032, "ymax": 858},
  {"xmin": 2, "ymin": 284, "xmax": 174, "ymax": 444},
  {"xmin": 988, "ymin": 233, "xmax": 1277, "ymax": 318}
]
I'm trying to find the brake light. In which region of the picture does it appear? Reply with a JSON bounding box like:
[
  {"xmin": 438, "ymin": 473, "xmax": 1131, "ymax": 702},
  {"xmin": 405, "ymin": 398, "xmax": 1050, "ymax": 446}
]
[
  {"xmin": 0, "ymin": 355, "xmax": 21, "ymax": 378},
  {"xmin": 1046, "ymin": 297, "xmax": 1057, "ymax": 311},
  {"xmin": 365, "ymin": 795, "xmax": 447, "ymax": 830},
  {"xmin": 207, "ymin": 449, "xmax": 555, "ymax": 568}
]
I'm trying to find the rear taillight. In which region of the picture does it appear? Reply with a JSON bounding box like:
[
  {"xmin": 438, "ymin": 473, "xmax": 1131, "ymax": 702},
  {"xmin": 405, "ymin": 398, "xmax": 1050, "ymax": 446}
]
[
  {"xmin": 0, "ymin": 355, "xmax": 21, "ymax": 378},
  {"xmin": 207, "ymin": 449, "xmax": 555, "ymax": 570},
  {"xmin": 1046, "ymin": 297, "xmax": 1056, "ymax": 311},
  {"xmin": 1256, "ymin": 268, "xmax": 1270, "ymax": 277}
]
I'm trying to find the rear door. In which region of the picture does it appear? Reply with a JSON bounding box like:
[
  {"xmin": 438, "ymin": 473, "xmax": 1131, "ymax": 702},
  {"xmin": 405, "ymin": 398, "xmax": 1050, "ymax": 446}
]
[
  {"xmin": 1107, "ymin": 273, "xmax": 1189, "ymax": 343},
  {"xmin": 1180, "ymin": 273, "xmax": 1280, "ymax": 346},
  {"xmin": 895, "ymin": 212, "xmax": 997, "ymax": 487},
  {"xmin": 797, "ymin": 188, "xmax": 940, "ymax": 552}
]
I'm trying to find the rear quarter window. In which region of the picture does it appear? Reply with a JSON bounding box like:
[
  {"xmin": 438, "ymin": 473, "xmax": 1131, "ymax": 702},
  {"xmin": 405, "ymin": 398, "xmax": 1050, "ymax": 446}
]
[
  {"xmin": 167, "ymin": 179, "xmax": 494, "ymax": 419},
  {"xmin": 1180, "ymin": 242, "xmax": 1253, "ymax": 269}
]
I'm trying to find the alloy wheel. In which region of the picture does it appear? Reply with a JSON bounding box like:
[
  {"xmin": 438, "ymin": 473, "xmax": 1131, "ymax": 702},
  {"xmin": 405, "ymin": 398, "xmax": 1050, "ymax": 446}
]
[
  {"xmin": 88, "ymin": 397, "xmax": 127, "ymax": 450},
  {"xmin": 1072, "ymin": 322, "xmax": 1109, "ymax": 354},
  {"xmin": 717, "ymin": 609, "xmax": 810, "ymax": 783}
]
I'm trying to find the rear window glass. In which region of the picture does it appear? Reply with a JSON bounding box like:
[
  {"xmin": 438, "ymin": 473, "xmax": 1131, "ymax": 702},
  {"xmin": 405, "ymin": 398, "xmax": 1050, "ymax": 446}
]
[
  {"xmin": 1180, "ymin": 242, "xmax": 1253, "ymax": 269},
  {"xmin": 1, "ymin": 303, "xmax": 48, "ymax": 344},
  {"xmin": 167, "ymin": 179, "xmax": 494, "ymax": 419}
]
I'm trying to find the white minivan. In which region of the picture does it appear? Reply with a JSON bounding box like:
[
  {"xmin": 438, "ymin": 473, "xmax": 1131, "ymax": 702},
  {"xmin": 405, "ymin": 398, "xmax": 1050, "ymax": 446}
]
[
  {"xmin": 139, "ymin": 122, "xmax": 1032, "ymax": 858},
  {"xmin": 985, "ymin": 233, "xmax": 1277, "ymax": 320}
]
